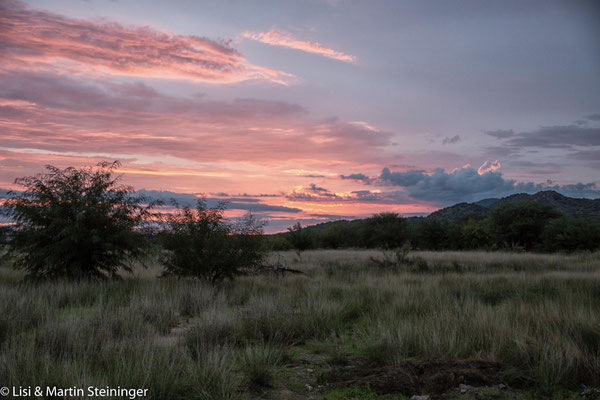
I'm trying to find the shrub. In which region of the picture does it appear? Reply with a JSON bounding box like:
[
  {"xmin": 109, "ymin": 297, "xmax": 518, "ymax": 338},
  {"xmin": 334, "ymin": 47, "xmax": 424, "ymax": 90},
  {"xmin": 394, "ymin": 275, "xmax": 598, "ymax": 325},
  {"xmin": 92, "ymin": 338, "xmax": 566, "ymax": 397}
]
[
  {"xmin": 160, "ymin": 199, "xmax": 266, "ymax": 282},
  {"xmin": 542, "ymin": 216, "xmax": 600, "ymax": 252},
  {"xmin": 3, "ymin": 161, "xmax": 159, "ymax": 280},
  {"xmin": 416, "ymin": 217, "xmax": 452, "ymax": 250},
  {"xmin": 239, "ymin": 344, "xmax": 282, "ymax": 388},
  {"xmin": 460, "ymin": 217, "xmax": 491, "ymax": 249},
  {"xmin": 489, "ymin": 201, "xmax": 561, "ymax": 250}
]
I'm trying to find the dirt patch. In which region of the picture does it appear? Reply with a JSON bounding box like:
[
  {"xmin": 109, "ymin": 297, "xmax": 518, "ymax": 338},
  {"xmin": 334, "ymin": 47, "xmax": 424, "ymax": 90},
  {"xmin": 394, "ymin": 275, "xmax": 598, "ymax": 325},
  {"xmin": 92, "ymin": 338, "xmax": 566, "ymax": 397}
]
[{"xmin": 324, "ymin": 359, "xmax": 504, "ymax": 396}]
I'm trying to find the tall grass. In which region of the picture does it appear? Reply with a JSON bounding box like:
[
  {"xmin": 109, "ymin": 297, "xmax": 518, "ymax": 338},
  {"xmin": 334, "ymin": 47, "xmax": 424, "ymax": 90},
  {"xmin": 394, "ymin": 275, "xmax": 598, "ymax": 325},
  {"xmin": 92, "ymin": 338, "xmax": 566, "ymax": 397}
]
[{"xmin": 1, "ymin": 250, "xmax": 599, "ymax": 398}]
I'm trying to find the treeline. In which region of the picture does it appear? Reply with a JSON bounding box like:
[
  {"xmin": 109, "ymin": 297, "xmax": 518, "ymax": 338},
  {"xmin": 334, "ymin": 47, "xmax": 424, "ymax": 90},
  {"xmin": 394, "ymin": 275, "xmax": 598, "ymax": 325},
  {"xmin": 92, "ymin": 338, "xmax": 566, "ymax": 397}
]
[
  {"xmin": 3, "ymin": 162, "xmax": 600, "ymax": 284},
  {"xmin": 267, "ymin": 201, "xmax": 600, "ymax": 252}
]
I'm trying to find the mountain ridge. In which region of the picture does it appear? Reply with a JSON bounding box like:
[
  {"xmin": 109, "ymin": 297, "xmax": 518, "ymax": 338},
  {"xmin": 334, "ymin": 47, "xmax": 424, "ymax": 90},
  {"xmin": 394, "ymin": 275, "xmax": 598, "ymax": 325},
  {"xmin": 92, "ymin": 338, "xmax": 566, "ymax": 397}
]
[{"xmin": 428, "ymin": 190, "xmax": 600, "ymax": 221}]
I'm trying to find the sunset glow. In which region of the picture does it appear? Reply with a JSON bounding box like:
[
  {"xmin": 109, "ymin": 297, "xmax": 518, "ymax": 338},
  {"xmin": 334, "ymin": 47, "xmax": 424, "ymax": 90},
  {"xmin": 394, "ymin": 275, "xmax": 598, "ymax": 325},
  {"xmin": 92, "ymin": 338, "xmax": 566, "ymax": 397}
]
[{"xmin": 1, "ymin": 0, "xmax": 599, "ymax": 232}]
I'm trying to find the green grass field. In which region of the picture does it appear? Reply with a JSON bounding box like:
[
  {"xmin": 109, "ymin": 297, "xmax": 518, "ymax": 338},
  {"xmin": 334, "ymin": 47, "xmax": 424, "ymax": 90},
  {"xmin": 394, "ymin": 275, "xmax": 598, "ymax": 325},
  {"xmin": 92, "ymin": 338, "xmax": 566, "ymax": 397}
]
[{"xmin": 1, "ymin": 250, "xmax": 599, "ymax": 399}]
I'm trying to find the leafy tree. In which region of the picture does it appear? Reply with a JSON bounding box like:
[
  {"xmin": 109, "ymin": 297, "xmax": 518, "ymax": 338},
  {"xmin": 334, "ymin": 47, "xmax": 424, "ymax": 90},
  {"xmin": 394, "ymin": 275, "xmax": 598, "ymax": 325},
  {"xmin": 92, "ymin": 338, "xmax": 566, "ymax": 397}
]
[
  {"xmin": 360, "ymin": 212, "xmax": 408, "ymax": 249},
  {"xmin": 416, "ymin": 218, "xmax": 451, "ymax": 250},
  {"xmin": 160, "ymin": 199, "xmax": 266, "ymax": 282},
  {"xmin": 489, "ymin": 201, "xmax": 561, "ymax": 250},
  {"xmin": 318, "ymin": 221, "xmax": 358, "ymax": 249},
  {"xmin": 3, "ymin": 161, "xmax": 159, "ymax": 280},
  {"xmin": 542, "ymin": 216, "xmax": 600, "ymax": 252},
  {"xmin": 286, "ymin": 222, "xmax": 313, "ymax": 251},
  {"xmin": 460, "ymin": 217, "xmax": 491, "ymax": 249}
]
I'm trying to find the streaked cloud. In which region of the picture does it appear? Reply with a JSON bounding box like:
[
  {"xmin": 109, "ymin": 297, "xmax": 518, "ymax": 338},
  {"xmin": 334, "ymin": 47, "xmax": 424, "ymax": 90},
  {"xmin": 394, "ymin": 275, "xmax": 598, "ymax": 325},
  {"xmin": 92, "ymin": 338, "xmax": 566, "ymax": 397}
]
[
  {"xmin": 0, "ymin": 1, "xmax": 292, "ymax": 84},
  {"xmin": 477, "ymin": 160, "xmax": 501, "ymax": 175},
  {"xmin": 241, "ymin": 29, "xmax": 356, "ymax": 63},
  {"xmin": 485, "ymin": 129, "xmax": 514, "ymax": 139},
  {"xmin": 487, "ymin": 125, "xmax": 600, "ymax": 149}
]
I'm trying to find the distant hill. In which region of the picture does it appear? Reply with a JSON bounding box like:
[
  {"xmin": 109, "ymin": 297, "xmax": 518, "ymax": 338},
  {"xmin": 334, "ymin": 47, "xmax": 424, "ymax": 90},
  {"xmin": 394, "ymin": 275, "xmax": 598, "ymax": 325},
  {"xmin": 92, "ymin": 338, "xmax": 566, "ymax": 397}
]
[
  {"xmin": 427, "ymin": 202, "xmax": 489, "ymax": 221},
  {"xmin": 429, "ymin": 190, "xmax": 600, "ymax": 221},
  {"xmin": 267, "ymin": 190, "xmax": 600, "ymax": 237}
]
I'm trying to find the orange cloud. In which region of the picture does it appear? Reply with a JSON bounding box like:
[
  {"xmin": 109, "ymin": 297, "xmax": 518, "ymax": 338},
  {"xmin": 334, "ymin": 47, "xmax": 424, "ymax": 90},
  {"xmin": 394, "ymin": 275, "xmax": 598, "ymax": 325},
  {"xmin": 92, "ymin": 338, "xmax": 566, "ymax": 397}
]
[
  {"xmin": 0, "ymin": 1, "xmax": 292, "ymax": 84},
  {"xmin": 242, "ymin": 29, "xmax": 356, "ymax": 63}
]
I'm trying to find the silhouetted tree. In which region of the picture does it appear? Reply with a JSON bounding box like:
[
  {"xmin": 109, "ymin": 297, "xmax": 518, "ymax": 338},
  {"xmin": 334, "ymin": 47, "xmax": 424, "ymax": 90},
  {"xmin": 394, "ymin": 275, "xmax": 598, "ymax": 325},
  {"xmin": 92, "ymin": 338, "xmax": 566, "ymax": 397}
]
[
  {"xmin": 287, "ymin": 222, "xmax": 312, "ymax": 251},
  {"xmin": 417, "ymin": 218, "xmax": 451, "ymax": 250},
  {"xmin": 361, "ymin": 212, "xmax": 408, "ymax": 249},
  {"xmin": 3, "ymin": 161, "xmax": 159, "ymax": 280},
  {"xmin": 160, "ymin": 199, "xmax": 266, "ymax": 282},
  {"xmin": 318, "ymin": 221, "xmax": 358, "ymax": 249},
  {"xmin": 490, "ymin": 201, "xmax": 561, "ymax": 250},
  {"xmin": 460, "ymin": 217, "xmax": 491, "ymax": 249},
  {"xmin": 542, "ymin": 216, "xmax": 600, "ymax": 252}
]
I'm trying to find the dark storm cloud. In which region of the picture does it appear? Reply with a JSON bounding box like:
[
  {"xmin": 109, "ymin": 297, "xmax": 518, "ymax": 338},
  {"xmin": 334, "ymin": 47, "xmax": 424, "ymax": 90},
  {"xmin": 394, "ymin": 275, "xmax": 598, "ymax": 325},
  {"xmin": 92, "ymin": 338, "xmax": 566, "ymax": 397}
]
[
  {"xmin": 379, "ymin": 168, "xmax": 427, "ymax": 187},
  {"xmin": 378, "ymin": 166, "xmax": 600, "ymax": 204},
  {"xmin": 442, "ymin": 135, "xmax": 461, "ymax": 144}
]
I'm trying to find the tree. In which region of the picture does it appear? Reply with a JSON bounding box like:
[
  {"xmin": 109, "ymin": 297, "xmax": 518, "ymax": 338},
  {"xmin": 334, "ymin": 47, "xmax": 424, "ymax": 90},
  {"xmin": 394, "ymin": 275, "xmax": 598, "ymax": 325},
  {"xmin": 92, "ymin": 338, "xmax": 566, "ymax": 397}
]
[
  {"xmin": 542, "ymin": 216, "xmax": 600, "ymax": 252},
  {"xmin": 489, "ymin": 201, "xmax": 561, "ymax": 250},
  {"xmin": 460, "ymin": 217, "xmax": 491, "ymax": 249},
  {"xmin": 361, "ymin": 212, "xmax": 408, "ymax": 249},
  {"xmin": 160, "ymin": 199, "xmax": 266, "ymax": 282},
  {"xmin": 416, "ymin": 218, "xmax": 451, "ymax": 250},
  {"xmin": 3, "ymin": 161, "xmax": 159, "ymax": 280},
  {"xmin": 0, "ymin": 226, "xmax": 11, "ymax": 246},
  {"xmin": 286, "ymin": 222, "xmax": 313, "ymax": 251}
]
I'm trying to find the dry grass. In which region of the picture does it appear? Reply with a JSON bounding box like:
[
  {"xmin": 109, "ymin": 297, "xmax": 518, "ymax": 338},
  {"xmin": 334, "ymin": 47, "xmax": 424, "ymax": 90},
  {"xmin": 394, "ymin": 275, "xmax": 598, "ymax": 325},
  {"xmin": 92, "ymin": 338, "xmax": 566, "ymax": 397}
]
[{"xmin": 1, "ymin": 249, "xmax": 599, "ymax": 398}]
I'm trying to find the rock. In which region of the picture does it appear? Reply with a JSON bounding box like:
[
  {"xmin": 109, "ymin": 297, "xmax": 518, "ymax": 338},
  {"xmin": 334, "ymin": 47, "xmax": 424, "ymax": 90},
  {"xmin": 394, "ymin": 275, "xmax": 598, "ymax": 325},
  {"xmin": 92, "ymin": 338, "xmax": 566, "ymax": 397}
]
[{"xmin": 410, "ymin": 396, "xmax": 429, "ymax": 400}]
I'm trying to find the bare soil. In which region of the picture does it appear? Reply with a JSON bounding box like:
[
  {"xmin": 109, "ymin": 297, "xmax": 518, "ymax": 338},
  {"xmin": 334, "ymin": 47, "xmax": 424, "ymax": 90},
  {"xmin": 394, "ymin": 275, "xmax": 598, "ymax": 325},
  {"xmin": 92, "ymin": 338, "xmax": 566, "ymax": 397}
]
[{"xmin": 324, "ymin": 359, "xmax": 504, "ymax": 396}]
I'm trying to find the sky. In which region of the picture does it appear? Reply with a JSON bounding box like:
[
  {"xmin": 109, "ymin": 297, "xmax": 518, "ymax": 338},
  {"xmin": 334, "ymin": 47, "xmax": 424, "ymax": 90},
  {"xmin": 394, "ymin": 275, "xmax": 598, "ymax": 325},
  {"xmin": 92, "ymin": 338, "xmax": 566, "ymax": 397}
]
[{"xmin": 1, "ymin": 0, "xmax": 599, "ymax": 232}]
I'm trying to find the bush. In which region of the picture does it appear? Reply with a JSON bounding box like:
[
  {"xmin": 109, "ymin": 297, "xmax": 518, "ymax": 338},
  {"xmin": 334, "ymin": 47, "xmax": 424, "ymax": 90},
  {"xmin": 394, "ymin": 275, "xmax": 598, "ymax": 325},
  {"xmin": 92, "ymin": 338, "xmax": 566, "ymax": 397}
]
[
  {"xmin": 160, "ymin": 199, "xmax": 266, "ymax": 282},
  {"xmin": 416, "ymin": 217, "xmax": 452, "ymax": 250},
  {"xmin": 239, "ymin": 344, "xmax": 282, "ymax": 389},
  {"xmin": 360, "ymin": 212, "xmax": 408, "ymax": 249},
  {"xmin": 3, "ymin": 161, "xmax": 158, "ymax": 280},
  {"xmin": 490, "ymin": 201, "xmax": 561, "ymax": 250},
  {"xmin": 542, "ymin": 216, "xmax": 600, "ymax": 252}
]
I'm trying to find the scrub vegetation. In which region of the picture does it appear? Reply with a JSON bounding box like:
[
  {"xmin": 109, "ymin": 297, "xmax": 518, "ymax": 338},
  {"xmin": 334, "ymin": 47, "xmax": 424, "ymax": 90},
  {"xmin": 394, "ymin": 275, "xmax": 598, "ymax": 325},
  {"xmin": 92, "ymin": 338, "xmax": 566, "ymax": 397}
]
[
  {"xmin": 1, "ymin": 250, "xmax": 599, "ymax": 399},
  {"xmin": 2, "ymin": 163, "xmax": 600, "ymax": 399}
]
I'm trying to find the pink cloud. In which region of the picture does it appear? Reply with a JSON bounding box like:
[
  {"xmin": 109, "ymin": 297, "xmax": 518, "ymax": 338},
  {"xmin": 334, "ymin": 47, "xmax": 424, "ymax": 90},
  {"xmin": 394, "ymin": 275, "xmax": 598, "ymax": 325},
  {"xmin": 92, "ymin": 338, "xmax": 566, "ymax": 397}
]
[
  {"xmin": 0, "ymin": 1, "xmax": 292, "ymax": 84},
  {"xmin": 0, "ymin": 70, "xmax": 392, "ymax": 167},
  {"xmin": 242, "ymin": 29, "xmax": 356, "ymax": 63},
  {"xmin": 478, "ymin": 160, "xmax": 501, "ymax": 175}
]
